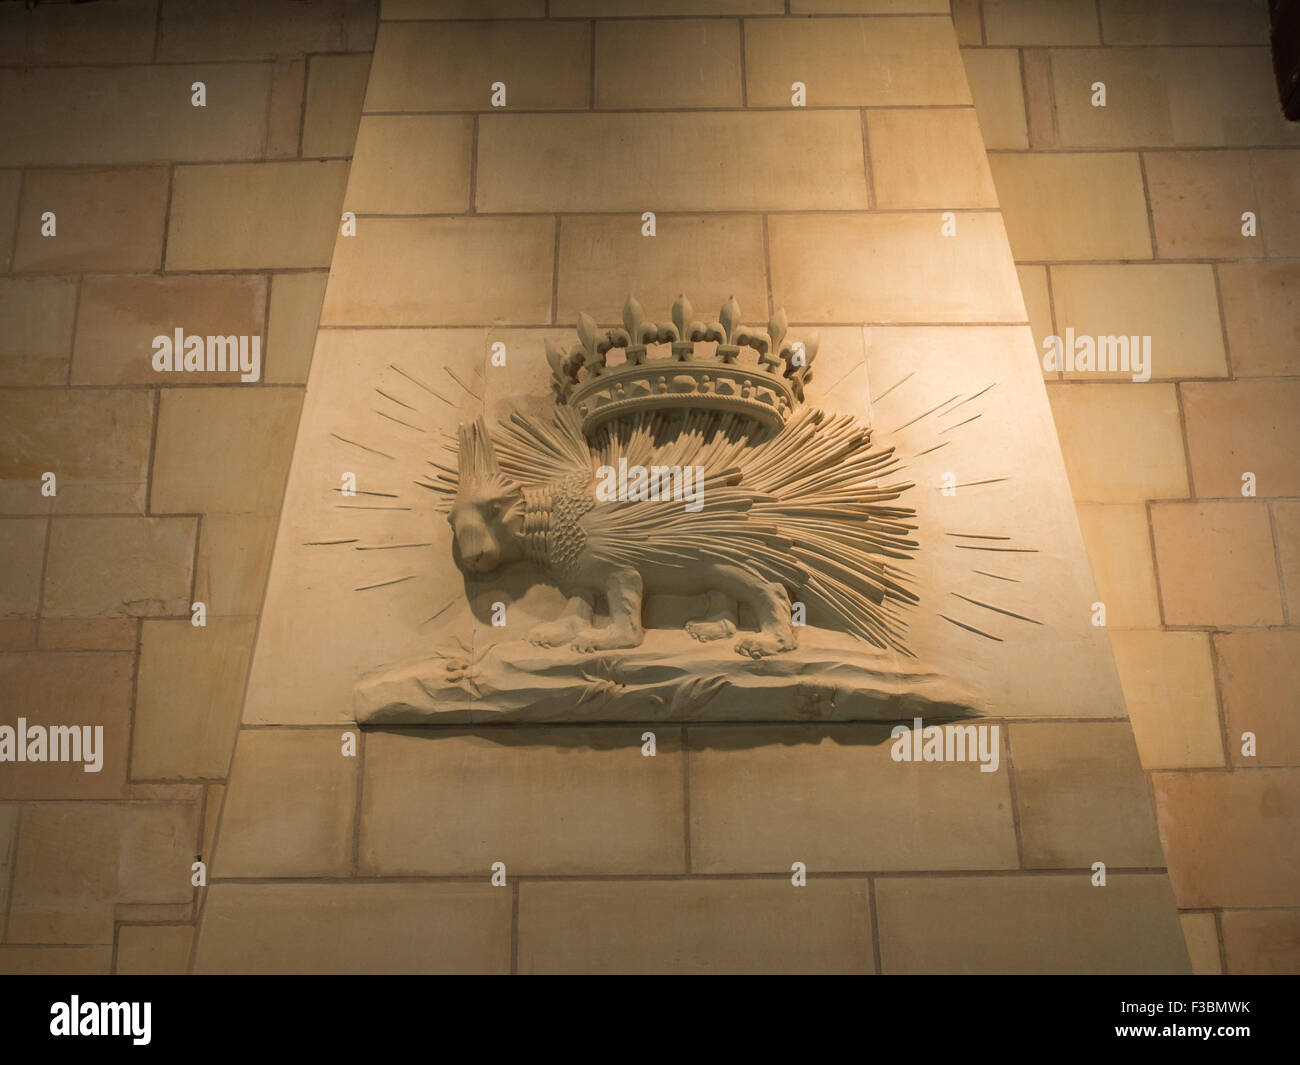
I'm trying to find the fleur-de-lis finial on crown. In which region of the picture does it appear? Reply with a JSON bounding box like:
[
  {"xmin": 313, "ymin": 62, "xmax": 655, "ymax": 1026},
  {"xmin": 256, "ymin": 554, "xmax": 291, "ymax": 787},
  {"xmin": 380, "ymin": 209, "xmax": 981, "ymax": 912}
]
[
  {"xmin": 662, "ymin": 294, "xmax": 707, "ymax": 360},
  {"xmin": 604, "ymin": 296, "xmax": 661, "ymax": 366},
  {"xmin": 736, "ymin": 308, "xmax": 820, "ymax": 398}
]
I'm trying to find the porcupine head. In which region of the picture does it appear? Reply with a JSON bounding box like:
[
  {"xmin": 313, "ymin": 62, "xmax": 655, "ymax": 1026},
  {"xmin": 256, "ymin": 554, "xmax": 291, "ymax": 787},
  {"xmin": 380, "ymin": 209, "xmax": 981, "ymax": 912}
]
[{"xmin": 447, "ymin": 417, "xmax": 526, "ymax": 575}]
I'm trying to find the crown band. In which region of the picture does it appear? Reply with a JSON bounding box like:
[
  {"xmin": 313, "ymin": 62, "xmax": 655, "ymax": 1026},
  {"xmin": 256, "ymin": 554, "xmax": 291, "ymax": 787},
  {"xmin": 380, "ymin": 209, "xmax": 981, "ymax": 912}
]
[{"xmin": 571, "ymin": 359, "xmax": 795, "ymax": 435}]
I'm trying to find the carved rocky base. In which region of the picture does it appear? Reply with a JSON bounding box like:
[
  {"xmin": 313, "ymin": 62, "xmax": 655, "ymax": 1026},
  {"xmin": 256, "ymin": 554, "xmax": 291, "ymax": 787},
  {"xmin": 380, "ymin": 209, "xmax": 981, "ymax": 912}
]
[{"xmin": 355, "ymin": 629, "xmax": 985, "ymax": 725}]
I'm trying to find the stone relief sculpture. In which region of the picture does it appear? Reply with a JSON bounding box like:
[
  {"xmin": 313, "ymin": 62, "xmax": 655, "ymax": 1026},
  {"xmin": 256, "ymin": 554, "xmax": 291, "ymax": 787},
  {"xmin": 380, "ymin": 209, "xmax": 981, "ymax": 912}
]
[
  {"xmin": 354, "ymin": 294, "xmax": 996, "ymax": 724},
  {"xmin": 432, "ymin": 295, "xmax": 918, "ymax": 660}
]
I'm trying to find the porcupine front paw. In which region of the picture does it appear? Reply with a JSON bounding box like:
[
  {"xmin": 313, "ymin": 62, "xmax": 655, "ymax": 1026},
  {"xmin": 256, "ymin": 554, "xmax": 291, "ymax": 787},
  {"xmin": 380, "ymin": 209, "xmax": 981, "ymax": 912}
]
[
  {"xmin": 572, "ymin": 626, "xmax": 642, "ymax": 652},
  {"xmin": 734, "ymin": 631, "xmax": 797, "ymax": 658}
]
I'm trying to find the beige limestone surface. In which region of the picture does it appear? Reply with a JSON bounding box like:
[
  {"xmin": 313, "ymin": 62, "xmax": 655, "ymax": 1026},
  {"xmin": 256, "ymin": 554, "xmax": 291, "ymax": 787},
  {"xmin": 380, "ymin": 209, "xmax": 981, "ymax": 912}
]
[{"xmin": 11, "ymin": 0, "xmax": 1296, "ymax": 976}]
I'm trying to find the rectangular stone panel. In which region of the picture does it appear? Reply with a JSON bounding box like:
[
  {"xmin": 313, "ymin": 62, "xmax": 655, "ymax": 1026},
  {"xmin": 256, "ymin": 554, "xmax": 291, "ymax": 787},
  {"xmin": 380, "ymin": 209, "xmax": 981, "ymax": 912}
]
[
  {"xmin": 156, "ymin": 0, "xmax": 372, "ymax": 60},
  {"xmin": 301, "ymin": 54, "xmax": 373, "ymax": 159},
  {"xmin": 556, "ymin": 214, "xmax": 767, "ymax": 326},
  {"xmin": 383, "ymin": 0, "xmax": 544, "ymax": 14},
  {"xmin": 982, "ymin": 0, "xmax": 1100, "ymax": 45},
  {"xmin": 1179, "ymin": 912, "xmax": 1223, "ymax": 976},
  {"xmin": 1221, "ymin": 910, "xmax": 1300, "ymax": 975},
  {"xmin": 517, "ymin": 879, "xmax": 873, "ymax": 974},
  {"xmin": 0, "ymin": 0, "xmax": 157, "ymax": 65},
  {"xmin": 265, "ymin": 58, "xmax": 306, "ymax": 160},
  {"xmin": 150, "ymin": 388, "xmax": 304, "ymax": 515},
  {"xmin": 989, "ymin": 153, "xmax": 1153, "ymax": 261},
  {"xmin": 0, "ymin": 65, "xmax": 274, "ymax": 167},
  {"xmin": 72, "ymin": 274, "xmax": 268, "ymax": 386},
  {"xmin": 1045, "ymin": 384, "xmax": 1189, "ymax": 502},
  {"xmin": 866, "ymin": 109, "xmax": 998, "ymax": 208},
  {"xmin": 744, "ymin": 17, "xmax": 971, "ymax": 106},
  {"xmin": 1109, "ymin": 631, "xmax": 1225, "ymax": 770},
  {"xmin": 359, "ymin": 728, "xmax": 686, "ymax": 875},
  {"xmin": 1099, "ymin": 0, "xmax": 1270, "ymax": 45},
  {"xmin": 0, "ymin": 519, "xmax": 44, "ymax": 617},
  {"xmin": 116, "ymin": 926, "xmax": 195, "ymax": 976},
  {"xmin": 876, "ymin": 874, "xmax": 1190, "ymax": 973},
  {"xmin": 192, "ymin": 515, "xmax": 277, "ymax": 617},
  {"xmin": 1144, "ymin": 150, "xmax": 1257, "ymax": 259},
  {"xmin": 1256, "ymin": 150, "xmax": 1300, "ymax": 258},
  {"xmin": 195, "ymin": 882, "xmax": 510, "ymax": 973},
  {"xmin": 365, "ymin": 20, "xmax": 590, "ymax": 111},
  {"xmin": 1050, "ymin": 264, "xmax": 1228, "ymax": 380},
  {"xmin": 792, "ymin": 0, "xmax": 948, "ymax": 10},
  {"xmin": 42, "ymin": 517, "xmax": 197, "ymax": 619},
  {"xmin": 1216, "ymin": 631, "xmax": 1300, "ymax": 768},
  {"xmin": 261, "ymin": 57, "xmax": 304, "ymax": 160},
  {"xmin": 1153, "ymin": 769, "xmax": 1300, "ymax": 908},
  {"xmin": 214, "ymin": 729, "xmax": 358, "ymax": 877},
  {"xmin": 165, "ymin": 161, "xmax": 350, "ymax": 270},
  {"xmin": 321, "ymin": 217, "xmax": 555, "ymax": 325},
  {"xmin": 1217, "ymin": 263, "xmax": 1300, "ymax": 377},
  {"xmin": 962, "ymin": 49, "xmax": 1029, "ymax": 151},
  {"xmin": 553, "ymin": 0, "xmax": 780, "ymax": 13},
  {"xmin": 265, "ymin": 273, "xmax": 329, "ymax": 385},
  {"xmin": 768, "ymin": 213, "xmax": 1026, "ymax": 322},
  {"xmin": 0, "ymin": 948, "xmax": 113, "ymax": 976},
  {"xmin": 344, "ymin": 115, "xmax": 473, "ymax": 214},
  {"xmin": 0, "ymin": 651, "xmax": 133, "ymax": 799},
  {"xmin": 13, "ymin": 168, "xmax": 168, "ymax": 274},
  {"xmin": 1182, "ymin": 381, "xmax": 1300, "ymax": 499},
  {"xmin": 951, "ymin": 0, "xmax": 983, "ymax": 43},
  {"xmin": 595, "ymin": 19, "xmax": 742, "ymax": 109},
  {"xmin": 1073, "ymin": 504, "xmax": 1163, "ymax": 629},
  {"xmin": 1151, "ymin": 501, "xmax": 1283, "ymax": 627},
  {"xmin": 0, "ymin": 277, "xmax": 77, "ymax": 385},
  {"xmin": 1008, "ymin": 721, "xmax": 1166, "ymax": 869},
  {"xmin": 131, "ymin": 619, "xmax": 257, "ymax": 780},
  {"xmin": 689, "ymin": 724, "xmax": 1017, "ymax": 872},
  {"xmin": 1021, "ymin": 48, "xmax": 1056, "ymax": 149},
  {"xmin": 475, "ymin": 112, "xmax": 869, "ymax": 213},
  {"xmin": 1051, "ymin": 49, "xmax": 1300, "ymax": 149},
  {"xmin": 0, "ymin": 390, "xmax": 154, "ymax": 515}
]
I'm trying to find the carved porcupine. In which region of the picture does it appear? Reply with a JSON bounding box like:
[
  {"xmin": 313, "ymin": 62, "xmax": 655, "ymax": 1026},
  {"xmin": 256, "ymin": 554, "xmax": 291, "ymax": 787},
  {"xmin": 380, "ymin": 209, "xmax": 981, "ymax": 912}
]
[{"xmin": 423, "ymin": 297, "xmax": 919, "ymax": 659}]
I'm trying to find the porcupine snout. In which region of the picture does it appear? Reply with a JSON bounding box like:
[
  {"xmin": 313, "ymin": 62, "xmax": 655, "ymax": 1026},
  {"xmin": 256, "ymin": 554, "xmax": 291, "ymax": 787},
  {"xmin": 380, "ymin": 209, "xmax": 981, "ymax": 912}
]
[{"xmin": 450, "ymin": 508, "xmax": 500, "ymax": 574}]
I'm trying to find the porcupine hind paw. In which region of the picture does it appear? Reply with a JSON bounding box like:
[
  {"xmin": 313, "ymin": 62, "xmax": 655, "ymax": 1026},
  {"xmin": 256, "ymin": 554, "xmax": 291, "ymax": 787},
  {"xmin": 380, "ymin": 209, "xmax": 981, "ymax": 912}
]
[
  {"xmin": 572, "ymin": 626, "xmax": 642, "ymax": 652},
  {"xmin": 528, "ymin": 616, "xmax": 586, "ymax": 647}
]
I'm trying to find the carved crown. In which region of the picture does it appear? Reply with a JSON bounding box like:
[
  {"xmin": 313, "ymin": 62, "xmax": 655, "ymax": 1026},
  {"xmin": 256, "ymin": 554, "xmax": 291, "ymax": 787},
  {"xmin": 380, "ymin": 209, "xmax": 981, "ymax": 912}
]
[{"xmin": 545, "ymin": 295, "xmax": 819, "ymax": 436}]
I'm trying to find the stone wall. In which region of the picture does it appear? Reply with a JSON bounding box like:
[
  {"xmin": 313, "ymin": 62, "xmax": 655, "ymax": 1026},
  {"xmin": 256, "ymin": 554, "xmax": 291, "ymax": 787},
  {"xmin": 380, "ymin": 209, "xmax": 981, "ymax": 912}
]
[
  {"xmin": 957, "ymin": 0, "xmax": 1300, "ymax": 975},
  {"xmin": 0, "ymin": 0, "xmax": 377, "ymax": 975},
  {"xmin": 0, "ymin": 0, "xmax": 1295, "ymax": 975}
]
